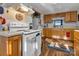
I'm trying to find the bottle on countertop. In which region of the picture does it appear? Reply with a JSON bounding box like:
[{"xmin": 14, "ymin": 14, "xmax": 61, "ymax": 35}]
[{"xmin": 2, "ymin": 25, "xmax": 9, "ymax": 31}]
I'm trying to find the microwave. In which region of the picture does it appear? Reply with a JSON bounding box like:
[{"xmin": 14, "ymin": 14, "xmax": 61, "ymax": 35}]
[{"xmin": 53, "ymin": 17, "xmax": 64, "ymax": 28}]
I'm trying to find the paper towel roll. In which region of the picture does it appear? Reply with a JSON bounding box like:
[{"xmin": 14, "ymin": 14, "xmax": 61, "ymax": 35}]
[{"xmin": 6, "ymin": 7, "xmax": 26, "ymax": 21}]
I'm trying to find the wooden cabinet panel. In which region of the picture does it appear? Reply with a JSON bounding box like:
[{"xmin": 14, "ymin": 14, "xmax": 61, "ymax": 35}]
[
  {"xmin": 48, "ymin": 29, "xmax": 53, "ymax": 37},
  {"xmin": 74, "ymin": 38, "xmax": 79, "ymax": 47},
  {"xmin": 75, "ymin": 49, "xmax": 79, "ymax": 56},
  {"xmin": 65, "ymin": 11, "xmax": 77, "ymax": 22},
  {"xmin": 74, "ymin": 31, "xmax": 79, "ymax": 56},
  {"xmin": 44, "ymin": 11, "xmax": 77, "ymax": 23},
  {"xmin": 44, "ymin": 15, "xmax": 48, "ymax": 23},
  {"xmin": 0, "ymin": 37, "xmax": 7, "ymax": 56},
  {"xmin": 0, "ymin": 35, "xmax": 22, "ymax": 56},
  {"xmin": 44, "ymin": 15, "xmax": 53, "ymax": 23},
  {"xmin": 43, "ymin": 28, "xmax": 74, "ymax": 41},
  {"xmin": 74, "ymin": 31, "xmax": 79, "ymax": 38},
  {"xmin": 8, "ymin": 35, "xmax": 22, "ymax": 56},
  {"xmin": 43, "ymin": 28, "xmax": 53, "ymax": 37},
  {"xmin": 70, "ymin": 11, "xmax": 77, "ymax": 22},
  {"xmin": 65, "ymin": 12, "xmax": 71, "ymax": 22}
]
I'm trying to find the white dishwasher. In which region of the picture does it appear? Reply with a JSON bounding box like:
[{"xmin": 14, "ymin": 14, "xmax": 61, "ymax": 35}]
[{"xmin": 22, "ymin": 31, "xmax": 41, "ymax": 56}]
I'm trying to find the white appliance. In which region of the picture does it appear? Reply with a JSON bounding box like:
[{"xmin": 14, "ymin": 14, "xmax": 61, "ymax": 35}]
[
  {"xmin": 52, "ymin": 17, "xmax": 64, "ymax": 28},
  {"xmin": 9, "ymin": 22, "xmax": 41, "ymax": 56},
  {"xmin": 23, "ymin": 30, "xmax": 41, "ymax": 56}
]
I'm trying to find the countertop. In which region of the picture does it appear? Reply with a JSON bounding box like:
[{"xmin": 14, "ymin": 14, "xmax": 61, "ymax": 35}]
[
  {"xmin": 44, "ymin": 28, "xmax": 79, "ymax": 30},
  {"xmin": 0, "ymin": 29, "xmax": 42, "ymax": 37},
  {"xmin": 74, "ymin": 30, "xmax": 79, "ymax": 32},
  {"xmin": 0, "ymin": 31, "xmax": 23, "ymax": 37},
  {"xmin": 22, "ymin": 29, "xmax": 41, "ymax": 35}
]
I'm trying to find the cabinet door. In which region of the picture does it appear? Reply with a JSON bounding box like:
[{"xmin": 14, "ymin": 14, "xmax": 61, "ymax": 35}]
[
  {"xmin": 65, "ymin": 12, "xmax": 71, "ymax": 22},
  {"xmin": 44, "ymin": 28, "xmax": 52, "ymax": 37},
  {"xmin": 70, "ymin": 11, "xmax": 77, "ymax": 22},
  {"xmin": 8, "ymin": 35, "xmax": 21, "ymax": 56},
  {"xmin": 43, "ymin": 29, "xmax": 47, "ymax": 37},
  {"xmin": 74, "ymin": 47, "xmax": 79, "ymax": 56},
  {"xmin": 44, "ymin": 15, "xmax": 52, "ymax": 23},
  {"xmin": 74, "ymin": 31, "xmax": 79, "ymax": 56},
  {"xmin": 65, "ymin": 11, "xmax": 77, "ymax": 22},
  {"xmin": 43, "ymin": 28, "xmax": 48, "ymax": 37},
  {"xmin": 46, "ymin": 29, "xmax": 50, "ymax": 37},
  {"xmin": 0, "ymin": 37, "xmax": 7, "ymax": 56},
  {"xmin": 44, "ymin": 15, "xmax": 48, "ymax": 23}
]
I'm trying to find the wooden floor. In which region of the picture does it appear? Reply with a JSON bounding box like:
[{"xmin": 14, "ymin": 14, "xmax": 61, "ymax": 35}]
[{"xmin": 40, "ymin": 37, "xmax": 74, "ymax": 56}]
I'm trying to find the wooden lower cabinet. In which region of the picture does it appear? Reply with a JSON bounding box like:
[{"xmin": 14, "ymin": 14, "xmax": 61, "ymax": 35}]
[
  {"xmin": 43, "ymin": 28, "xmax": 74, "ymax": 41},
  {"xmin": 43, "ymin": 28, "xmax": 52, "ymax": 38},
  {"xmin": 74, "ymin": 31, "xmax": 79, "ymax": 56},
  {"xmin": 0, "ymin": 35, "xmax": 22, "ymax": 56}
]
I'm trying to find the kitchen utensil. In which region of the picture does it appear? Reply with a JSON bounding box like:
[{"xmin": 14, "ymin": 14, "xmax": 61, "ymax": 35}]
[
  {"xmin": 64, "ymin": 44, "xmax": 70, "ymax": 51},
  {"xmin": 49, "ymin": 42, "xmax": 55, "ymax": 47},
  {"xmin": 0, "ymin": 16, "xmax": 6, "ymax": 25},
  {"xmin": 0, "ymin": 25, "xmax": 3, "ymax": 31},
  {"xmin": 0, "ymin": 6, "xmax": 4, "ymax": 14},
  {"xmin": 55, "ymin": 42, "xmax": 60, "ymax": 48}
]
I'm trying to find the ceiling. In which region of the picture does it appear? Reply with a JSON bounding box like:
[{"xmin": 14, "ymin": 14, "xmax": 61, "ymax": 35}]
[
  {"xmin": 24, "ymin": 3, "xmax": 79, "ymax": 15},
  {"xmin": 1, "ymin": 3, "xmax": 79, "ymax": 15}
]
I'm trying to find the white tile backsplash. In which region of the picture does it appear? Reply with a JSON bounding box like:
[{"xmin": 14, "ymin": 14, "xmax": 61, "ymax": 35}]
[
  {"xmin": 63, "ymin": 22, "xmax": 77, "ymax": 28},
  {"xmin": 47, "ymin": 20, "xmax": 79, "ymax": 28}
]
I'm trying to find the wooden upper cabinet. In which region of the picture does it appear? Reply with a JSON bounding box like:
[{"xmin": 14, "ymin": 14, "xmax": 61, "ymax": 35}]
[
  {"xmin": 70, "ymin": 11, "xmax": 77, "ymax": 22},
  {"xmin": 44, "ymin": 15, "xmax": 52, "ymax": 23},
  {"xmin": 65, "ymin": 11, "xmax": 77, "ymax": 22},
  {"xmin": 44, "ymin": 13, "xmax": 65, "ymax": 23},
  {"xmin": 44, "ymin": 11, "xmax": 77, "ymax": 23},
  {"xmin": 65, "ymin": 12, "xmax": 71, "ymax": 22}
]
